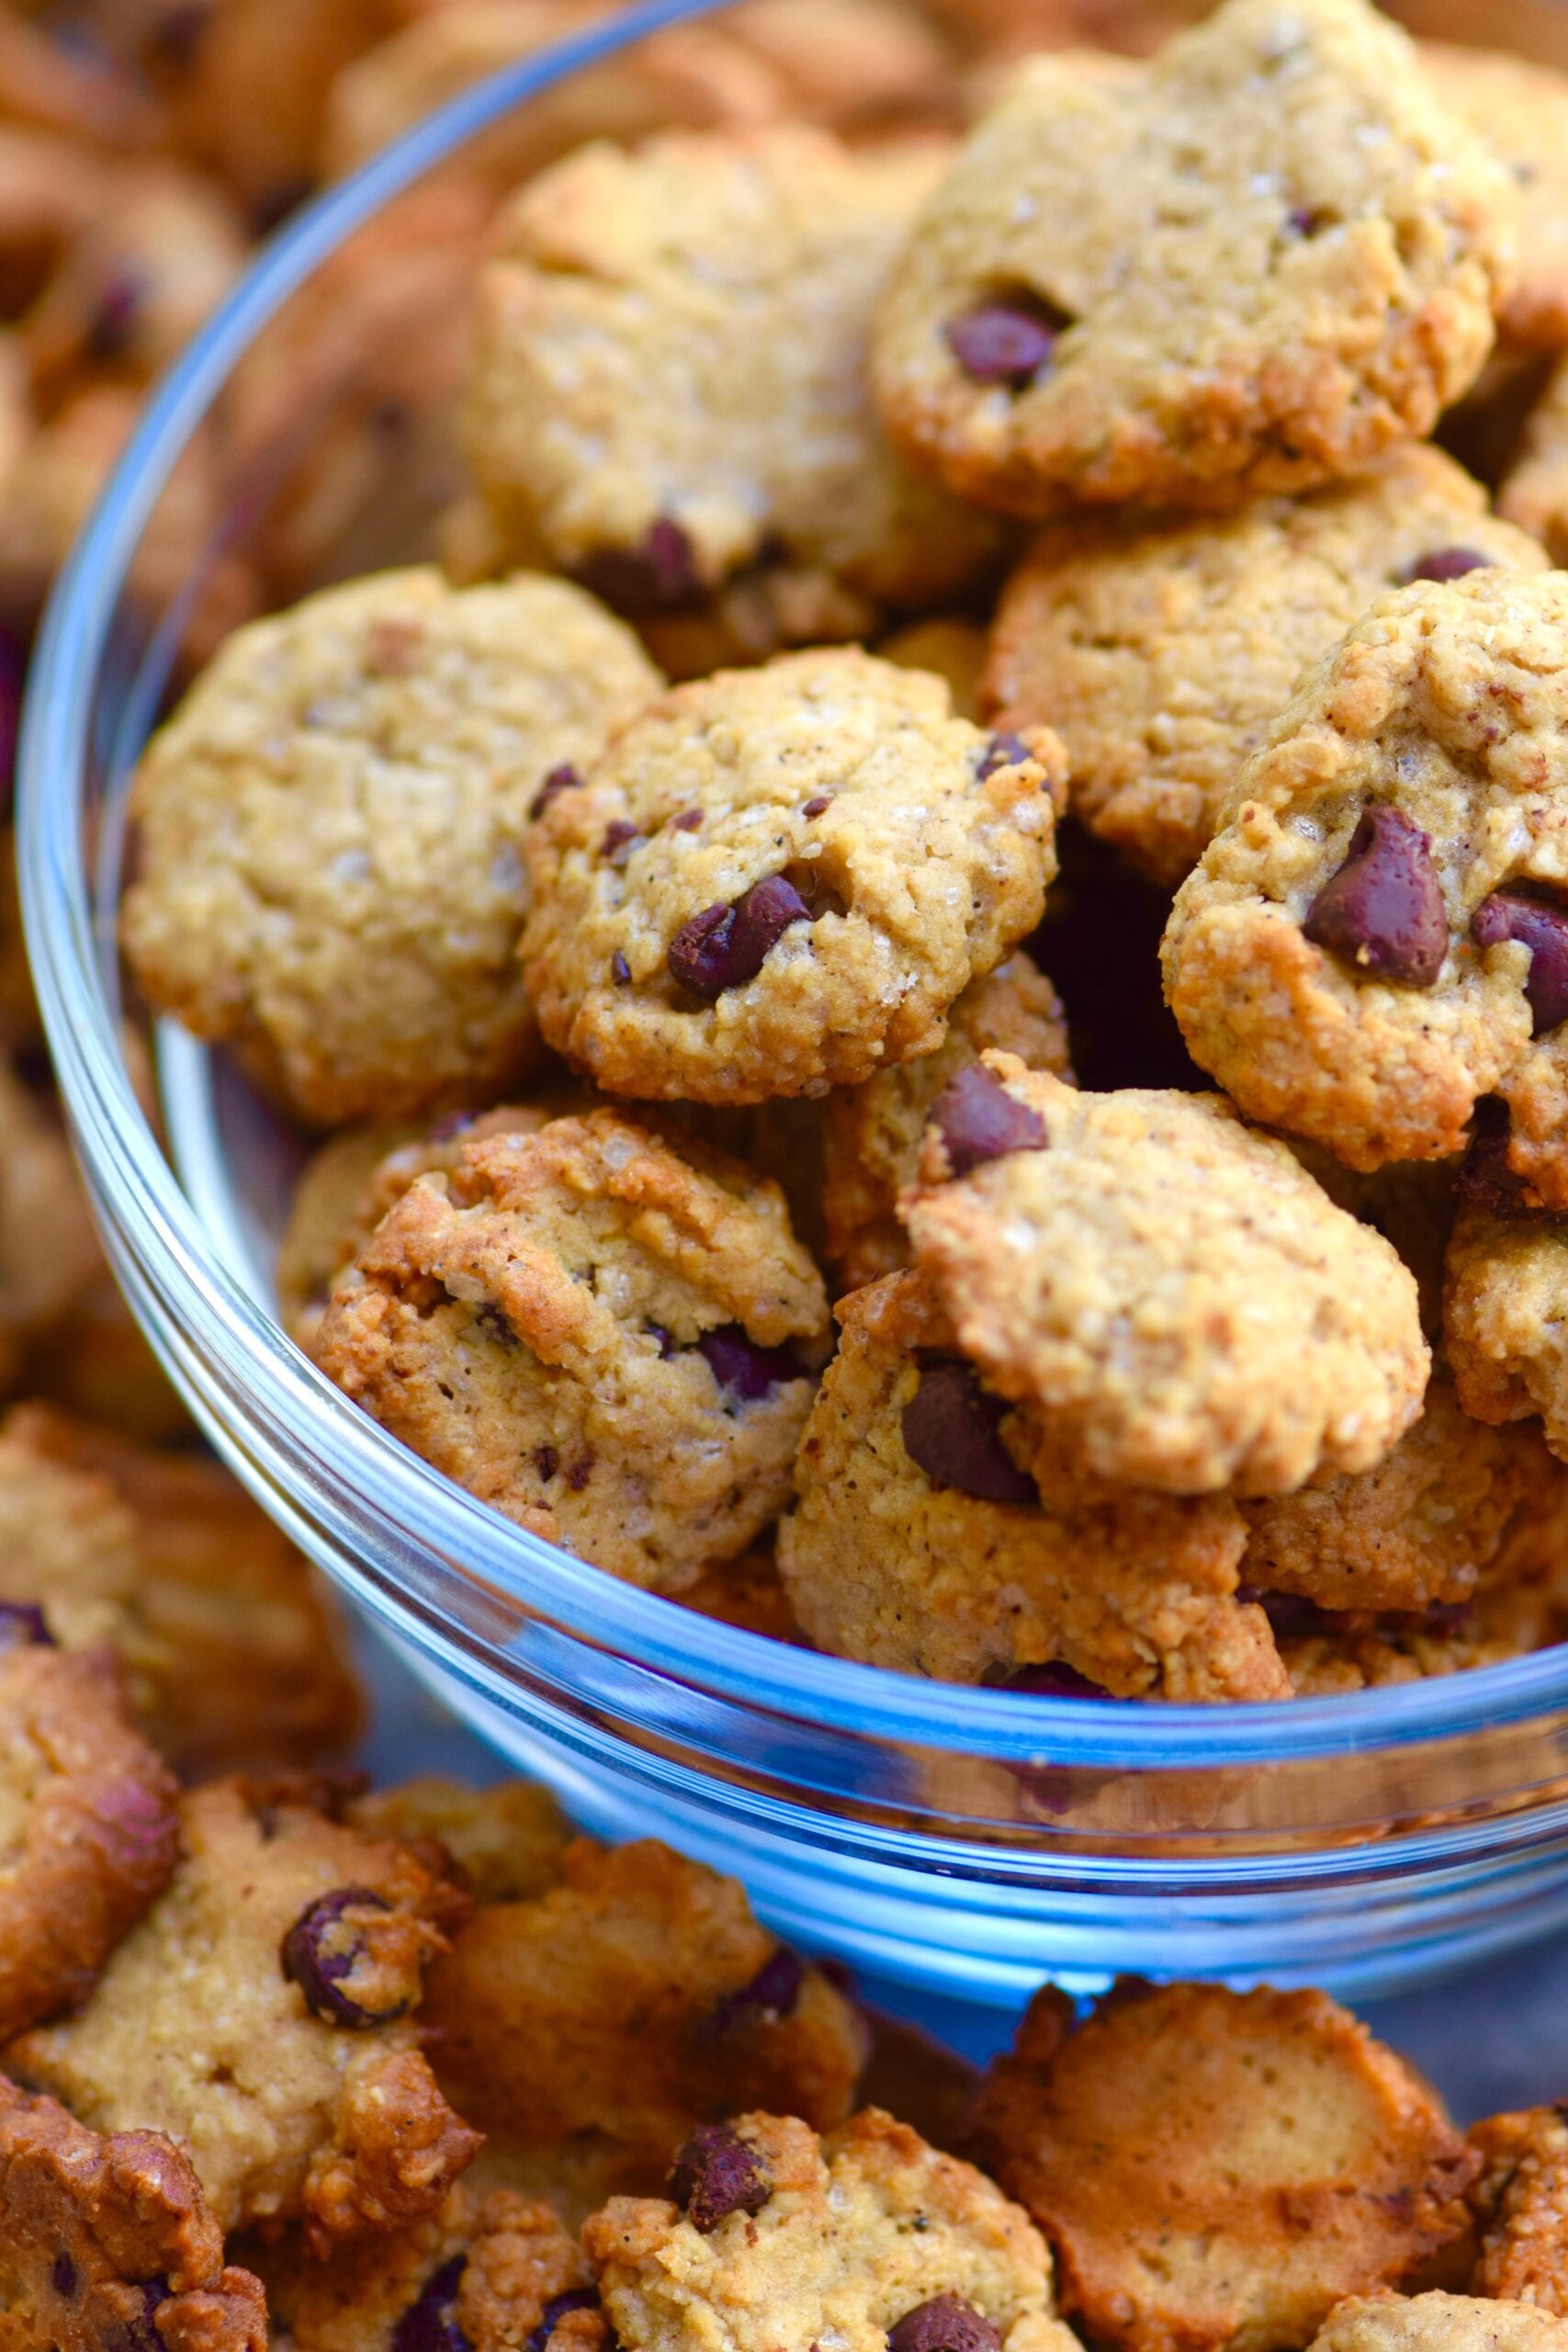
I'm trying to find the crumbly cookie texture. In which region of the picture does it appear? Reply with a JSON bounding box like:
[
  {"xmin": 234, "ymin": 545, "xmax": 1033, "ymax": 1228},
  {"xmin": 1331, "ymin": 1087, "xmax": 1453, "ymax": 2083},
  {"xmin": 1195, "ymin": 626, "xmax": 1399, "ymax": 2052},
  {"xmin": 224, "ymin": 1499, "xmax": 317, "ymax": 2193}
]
[
  {"xmin": 1468, "ymin": 2107, "xmax": 1568, "ymax": 2316},
  {"xmin": 346, "ymin": 1775, "xmax": 571, "ymax": 1908},
  {"xmin": 120, "ymin": 565, "xmax": 660, "ymax": 1127},
  {"xmin": 255, "ymin": 2184, "xmax": 602, "ymax": 2352},
  {"xmin": 311, "ymin": 1111, "xmax": 829, "ymax": 1591},
  {"xmin": 520, "ymin": 650, "xmax": 1065, "ymax": 1105},
  {"xmin": 0, "ymin": 1402, "xmax": 363, "ymax": 1779},
  {"xmin": 1306, "ymin": 2300, "xmax": 1568, "ymax": 2352},
  {"xmin": 6, "ymin": 1776, "xmax": 479, "ymax": 2250},
  {"xmin": 0, "ymin": 2076, "xmax": 268, "ymax": 2352},
  {"xmin": 778, "ymin": 1269, "xmax": 1285, "ymax": 1698},
  {"xmin": 983, "ymin": 447, "xmax": 1548, "ymax": 888},
  {"xmin": 822, "ymin": 953, "xmax": 1071, "ymax": 1294},
  {"xmin": 1444, "ymin": 1208, "xmax": 1568, "ymax": 1463},
  {"xmin": 905, "ymin": 1054, "xmax": 1429, "ymax": 1496},
  {"xmin": 1236, "ymin": 1376, "xmax": 1556, "ymax": 1614},
  {"xmin": 974, "ymin": 1982, "xmax": 1477, "ymax": 2352},
  {"xmin": 0, "ymin": 1634, "xmax": 178, "ymax": 2045},
  {"xmin": 1162, "ymin": 571, "xmax": 1568, "ymax": 1204},
  {"xmin": 1421, "ymin": 44, "xmax": 1568, "ymax": 353},
  {"xmin": 583, "ymin": 2106, "xmax": 1078, "ymax": 2352},
  {"xmin": 1500, "ymin": 355, "xmax": 1568, "ymax": 565},
  {"xmin": 873, "ymin": 0, "xmax": 1515, "ymax": 520},
  {"xmin": 461, "ymin": 128, "xmax": 1007, "ymax": 621},
  {"xmin": 423, "ymin": 1836, "xmax": 867, "ymax": 2204}
]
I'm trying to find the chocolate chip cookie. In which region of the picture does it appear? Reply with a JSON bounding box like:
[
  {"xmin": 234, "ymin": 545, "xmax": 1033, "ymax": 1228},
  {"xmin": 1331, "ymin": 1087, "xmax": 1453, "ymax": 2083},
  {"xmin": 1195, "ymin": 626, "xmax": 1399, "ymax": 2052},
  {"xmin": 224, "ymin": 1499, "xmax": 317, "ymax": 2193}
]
[{"xmin": 520, "ymin": 650, "xmax": 1065, "ymax": 1105}]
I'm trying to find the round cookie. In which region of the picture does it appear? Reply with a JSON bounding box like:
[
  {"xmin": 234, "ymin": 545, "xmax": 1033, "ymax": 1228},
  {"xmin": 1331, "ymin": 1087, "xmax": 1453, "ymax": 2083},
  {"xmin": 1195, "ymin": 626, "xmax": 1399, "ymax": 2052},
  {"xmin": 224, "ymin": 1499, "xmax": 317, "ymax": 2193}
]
[
  {"xmin": 520, "ymin": 650, "xmax": 1065, "ymax": 1105},
  {"xmin": 1469, "ymin": 2107, "xmax": 1568, "ymax": 2317},
  {"xmin": 904, "ymin": 1054, "xmax": 1429, "ymax": 1497},
  {"xmin": 120, "ymin": 566, "xmax": 661, "ymax": 1128},
  {"xmin": 583, "ymin": 2107, "xmax": 1079, "ymax": 2352},
  {"xmin": 872, "ymin": 0, "xmax": 1515, "ymax": 520},
  {"xmin": 1422, "ymin": 43, "xmax": 1568, "ymax": 354},
  {"xmin": 1444, "ymin": 1204, "xmax": 1568, "ymax": 1461},
  {"xmin": 460, "ymin": 128, "xmax": 1009, "ymax": 623},
  {"xmin": 311, "ymin": 1109, "xmax": 829, "ymax": 1591},
  {"xmin": 1162, "ymin": 570, "xmax": 1568, "ymax": 1204},
  {"xmin": 1236, "ymin": 1376, "xmax": 1556, "ymax": 1615},
  {"xmin": 821, "ymin": 951, "xmax": 1071, "ymax": 1295},
  {"xmin": 972, "ymin": 1982, "xmax": 1477, "ymax": 2352},
  {"xmin": 984, "ymin": 447, "xmax": 1548, "ymax": 888},
  {"xmin": 776, "ymin": 1268, "xmax": 1284, "ymax": 1699}
]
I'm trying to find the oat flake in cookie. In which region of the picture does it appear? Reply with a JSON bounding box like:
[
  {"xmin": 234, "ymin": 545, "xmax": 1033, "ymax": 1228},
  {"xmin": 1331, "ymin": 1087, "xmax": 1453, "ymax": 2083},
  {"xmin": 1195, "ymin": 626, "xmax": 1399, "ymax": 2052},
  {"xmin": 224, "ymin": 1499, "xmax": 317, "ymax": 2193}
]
[
  {"xmin": 873, "ymin": 0, "xmax": 1516, "ymax": 519},
  {"xmin": 520, "ymin": 650, "xmax": 1065, "ymax": 1104},
  {"xmin": 120, "ymin": 565, "xmax": 660, "ymax": 1127},
  {"xmin": 1163, "ymin": 570, "xmax": 1568, "ymax": 1204}
]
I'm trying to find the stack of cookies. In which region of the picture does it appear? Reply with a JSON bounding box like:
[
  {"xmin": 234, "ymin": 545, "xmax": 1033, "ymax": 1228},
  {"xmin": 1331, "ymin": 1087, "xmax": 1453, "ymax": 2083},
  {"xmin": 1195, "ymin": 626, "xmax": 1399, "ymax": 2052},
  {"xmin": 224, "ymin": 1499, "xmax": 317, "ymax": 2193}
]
[{"xmin": 110, "ymin": 0, "xmax": 1568, "ymax": 1706}]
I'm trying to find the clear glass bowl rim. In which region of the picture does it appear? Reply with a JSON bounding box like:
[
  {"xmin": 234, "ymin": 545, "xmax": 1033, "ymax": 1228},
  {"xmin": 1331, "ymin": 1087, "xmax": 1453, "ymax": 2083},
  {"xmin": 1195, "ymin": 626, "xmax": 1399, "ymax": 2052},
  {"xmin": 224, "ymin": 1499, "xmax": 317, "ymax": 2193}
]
[{"xmin": 19, "ymin": 0, "xmax": 1568, "ymax": 1779}]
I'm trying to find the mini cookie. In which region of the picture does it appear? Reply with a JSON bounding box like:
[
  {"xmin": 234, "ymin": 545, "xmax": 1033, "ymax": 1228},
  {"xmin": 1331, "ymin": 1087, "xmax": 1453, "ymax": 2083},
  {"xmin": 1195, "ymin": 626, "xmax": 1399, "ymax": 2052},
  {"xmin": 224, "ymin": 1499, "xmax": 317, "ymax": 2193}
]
[
  {"xmin": 423, "ymin": 1836, "xmax": 867, "ymax": 2202},
  {"xmin": 0, "ymin": 1403, "xmax": 364, "ymax": 1779},
  {"xmin": 973, "ymin": 1982, "xmax": 1477, "ymax": 2352},
  {"xmin": 1501, "ymin": 353, "xmax": 1568, "ymax": 564},
  {"xmin": 822, "ymin": 953, "xmax": 1071, "ymax": 1294},
  {"xmin": 1422, "ymin": 45, "xmax": 1568, "ymax": 352},
  {"xmin": 120, "ymin": 566, "xmax": 661, "ymax": 1127},
  {"xmin": 905, "ymin": 1055, "xmax": 1428, "ymax": 1496},
  {"xmin": 256, "ymin": 2184, "xmax": 603, "ymax": 2352},
  {"xmin": 873, "ymin": 0, "xmax": 1514, "ymax": 520},
  {"xmin": 0, "ymin": 1633, "xmax": 178, "ymax": 2045},
  {"xmin": 461, "ymin": 129, "xmax": 1008, "ymax": 624},
  {"xmin": 312, "ymin": 1110, "xmax": 829, "ymax": 1590},
  {"xmin": 1469, "ymin": 2107, "xmax": 1568, "ymax": 2315},
  {"xmin": 0, "ymin": 2077, "xmax": 267, "ymax": 2352},
  {"xmin": 1163, "ymin": 571, "xmax": 1568, "ymax": 1204},
  {"xmin": 346, "ymin": 1775, "xmax": 570, "ymax": 1907},
  {"xmin": 1308, "ymin": 2301, "xmax": 1568, "ymax": 2352},
  {"xmin": 777, "ymin": 1269, "xmax": 1285, "ymax": 1699},
  {"xmin": 1445, "ymin": 1206, "xmax": 1568, "ymax": 1462},
  {"xmin": 1236, "ymin": 1377, "xmax": 1555, "ymax": 1615},
  {"xmin": 583, "ymin": 2106, "xmax": 1080, "ymax": 2352},
  {"xmin": 520, "ymin": 650, "xmax": 1065, "ymax": 1105},
  {"xmin": 6, "ymin": 1776, "xmax": 479, "ymax": 2249},
  {"xmin": 984, "ymin": 447, "xmax": 1548, "ymax": 887}
]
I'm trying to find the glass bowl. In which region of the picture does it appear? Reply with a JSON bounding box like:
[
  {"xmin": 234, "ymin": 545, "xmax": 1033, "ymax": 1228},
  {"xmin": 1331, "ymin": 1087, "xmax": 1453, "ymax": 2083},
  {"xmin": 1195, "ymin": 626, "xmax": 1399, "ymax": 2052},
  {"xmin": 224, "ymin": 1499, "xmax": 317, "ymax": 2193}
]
[{"xmin": 21, "ymin": 0, "xmax": 1568, "ymax": 2013}]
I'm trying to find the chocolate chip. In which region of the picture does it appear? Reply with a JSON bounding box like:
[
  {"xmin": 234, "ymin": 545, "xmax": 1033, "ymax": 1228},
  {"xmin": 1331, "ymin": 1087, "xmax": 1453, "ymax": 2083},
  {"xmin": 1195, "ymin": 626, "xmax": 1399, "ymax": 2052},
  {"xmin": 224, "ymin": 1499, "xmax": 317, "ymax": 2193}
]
[
  {"xmin": 575, "ymin": 518, "xmax": 699, "ymax": 616},
  {"xmin": 535, "ymin": 1444, "xmax": 559, "ymax": 1482},
  {"xmin": 85, "ymin": 263, "xmax": 147, "ymax": 364},
  {"xmin": 802, "ymin": 795, "xmax": 832, "ymax": 818},
  {"xmin": 1286, "ymin": 206, "xmax": 1326, "ymax": 235},
  {"xmin": 529, "ymin": 763, "xmax": 581, "ymax": 821},
  {"xmin": 1398, "ymin": 546, "xmax": 1495, "ymax": 584},
  {"xmin": 565, "ymin": 1453, "xmax": 594, "ymax": 1491},
  {"xmin": 993, "ymin": 1661, "xmax": 1105, "ymax": 1696},
  {"xmin": 709, "ymin": 1946, "xmax": 805, "ymax": 2035},
  {"xmin": 610, "ymin": 952, "xmax": 631, "ymax": 984},
  {"xmin": 601, "ymin": 819, "xmax": 643, "ymax": 866},
  {"xmin": 698, "ymin": 1326, "xmax": 806, "ymax": 1401},
  {"xmin": 281, "ymin": 1886, "xmax": 405, "ymax": 2028},
  {"xmin": 51, "ymin": 2254, "xmax": 75, "ymax": 2299},
  {"xmin": 646, "ymin": 1323, "xmax": 678, "ymax": 1358},
  {"xmin": 887, "ymin": 2297, "xmax": 1002, "ymax": 2352},
  {"xmin": 125, "ymin": 2280, "xmax": 170, "ymax": 2352},
  {"xmin": 901, "ymin": 1357, "xmax": 1037, "ymax": 1504},
  {"xmin": 526, "ymin": 2291, "xmax": 600, "ymax": 2352},
  {"xmin": 929, "ymin": 1062, "xmax": 1047, "ymax": 1177},
  {"xmin": 392, "ymin": 2256, "xmax": 470, "ymax": 2352},
  {"xmin": 0, "ymin": 1600, "xmax": 53, "ymax": 1648},
  {"xmin": 671, "ymin": 807, "xmax": 705, "ymax": 831},
  {"xmin": 667, "ymin": 875, "xmax": 810, "ymax": 999},
  {"xmin": 1301, "ymin": 805, "xmax": 1448, "ymax": 986},
  {"xmin": 976, "ymin": 733, "xmax": 1032, "ymax": 783},
  {"xmin": 476, "ymin": 1303, "xmax": 518, "ymax": 1350},
  {"xmin": 1457, "ymin": 1096, "xmax": 1534, "ymax": 1216},
  {"xmin": 945, "ymin": 296, "xmax": 1068, "ymax": 388},
  {"xmin": 670, "ymin": 2125, "xmax": 771, "ymax": 2233},
  {"xmin": 1235, "ymin": 1586, "xmax": 1333, "ymax": 1642},
  {"xmin": 1472, "ymin": 888, "xmax": 1568, "ymax": 1035}
]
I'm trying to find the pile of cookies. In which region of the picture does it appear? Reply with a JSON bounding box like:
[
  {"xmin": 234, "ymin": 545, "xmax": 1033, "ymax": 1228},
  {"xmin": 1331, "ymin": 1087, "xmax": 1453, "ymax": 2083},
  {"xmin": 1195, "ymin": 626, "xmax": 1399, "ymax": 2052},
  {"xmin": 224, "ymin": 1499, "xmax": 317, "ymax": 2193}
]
[
  {"xmin": 6, "ymin": 1623, "xmax": 1568, "ymax": 2352},
  {"xmin": 112, "ymin": 0, "xmax": 1568, "ymax": 1705}
]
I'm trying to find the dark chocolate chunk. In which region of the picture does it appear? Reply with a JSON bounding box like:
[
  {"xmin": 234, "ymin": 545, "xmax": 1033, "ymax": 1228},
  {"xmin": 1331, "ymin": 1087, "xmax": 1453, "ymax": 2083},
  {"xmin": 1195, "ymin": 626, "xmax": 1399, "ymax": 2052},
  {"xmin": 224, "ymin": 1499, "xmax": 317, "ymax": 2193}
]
[
  {"xmin": 887, "ymin": 2297, "xmax": 1003, "ymax": 2352},
  {"xmin": 526, "ymin": 2290, "xmax": 600, "ymax": 2352},
  {"xmin": 976, "ymin": 733, "xmax": 1032, "ymax": 783},
  {"xmin": 1398, "ymin": 547, "xmax": 1495, "ymax": 584},
  {"xmin": 0, "ymin": 1600, "xmax": 54, "ymax": 1649},
  {"xmin": 667, "ymin": 875, "xmax": 810, "ymax": 999},
  {"xmin": 575, "ymin": 518, "xmax": 699, "ymax": 616},
  {"xmin": 944, "ymin": 295, "xmax": 1068, "ymax": 388},
  {"xmin": 280, "ymin": 1886, "xmax": 405, "ymax": 2029},
  {"xmin": 708, "ymin": 1945, "xmax": 805, "ymax": 2035},
  {"xmin": 1302, "ymin": 805, "xmax": 1448, "ymax": 986},
  {"xmin": 1472, "ymin": 888, "xmax": 1568, "ymax": 1035},
  {"xmin": 51, "ymin": 2254, "xmax": 76, "ymax": 2300},
  {"xmin": 392, "ymin": 2256, "xmax": 470, "ymax": 2352},
  {"xmin": 928, "ymin": 1062, "xmax": 1047, "ymax": 1177},
  {"xmin": 901, "ymin": 1358, "xmax": 1037, "ymax": 1505},
  {"xmin": 1456, "ymin": 1095, "xmax": 1534, "ymax": 1216},
  {"xmin": 529, "ymin": 763, "xmax": 581, "ymax": 822},
  {"xmin": 670, "ymin": 2125, "xmax": 771, "ymax": 2233},
  {"xmin": 601, "ymin": 820, "xmax": 644, "ymax": 867},
  {"xmin": 610, "ymin": 951, "xmax": 632, "ymax": 984},
  {"xmin": 697, "ymin": 1326, "xmax": 806, "ymax": 1402}
]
